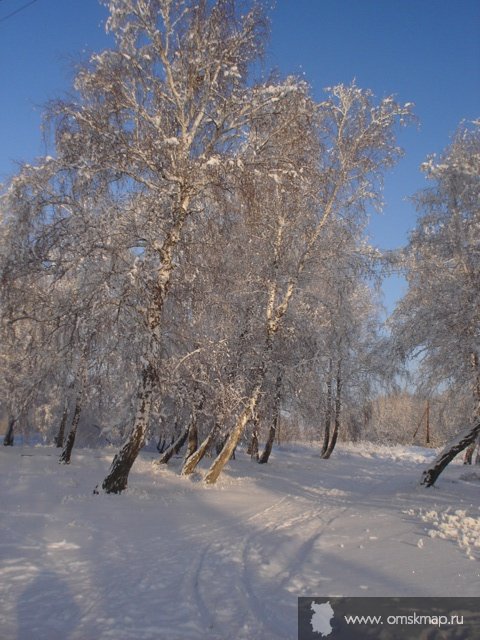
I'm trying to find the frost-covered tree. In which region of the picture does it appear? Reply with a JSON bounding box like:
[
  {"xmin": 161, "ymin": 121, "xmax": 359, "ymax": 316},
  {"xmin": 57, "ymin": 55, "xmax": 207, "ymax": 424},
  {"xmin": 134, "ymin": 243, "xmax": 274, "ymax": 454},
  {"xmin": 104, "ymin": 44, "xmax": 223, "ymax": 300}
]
[
  {"xmin": 204, "ymin": 84, "xmax": 414, "ymax": 483},
  {"xmin": 0, "ymin": 154, "xmax": 142, "ymax": 453},
  {"xmin": 0, "ymin": 0, "xmax": 277, "ymax": 490},
  {"xmin": 391, "ymin": 121, "xmax": 480, "ymax": 481},
  {"xmin": 0, "ymin": 0, "xmax": 414, "ymax": 492}
]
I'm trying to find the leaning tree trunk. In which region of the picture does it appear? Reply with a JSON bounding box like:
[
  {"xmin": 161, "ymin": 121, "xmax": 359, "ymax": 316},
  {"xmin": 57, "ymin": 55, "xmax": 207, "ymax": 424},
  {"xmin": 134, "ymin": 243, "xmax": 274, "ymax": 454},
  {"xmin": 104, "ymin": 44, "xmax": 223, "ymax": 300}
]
[
  {"xmin": 204, "ymin": 383, "xmax": 262, "ymax": 485},
  {"xmin": 182, "ymin": 422, "xmax": 220, "ymax": 476},
  {"xmin": 54, "ymin": 401, "xmax": 69, "ymax": 449},
  {"xmin": 204, "ymin": 316, "xmax": 277, "ymax": 483},
  {"xmin": 99, "ymin": 362, "xmax": 155, "ymax": 493},
  {"xmin": 3, "ymin": 416, "xmax": 15, "ymax": 447},
  {"xmin": 203, "ymin": 183, "xmax": 329, "ymax": 484},
  {"xmin": 322, "ymin": 362, "xmax": 342, "ymax": 460},
  {"xmin": 421, "ymin": 421, "xmax": 480, "ymax": 487},
  {"xmin": 156, "ymin": 425, "xmax": 189, "ymax": 465},
  {"xmin": 259, "ymin": 371, "xmax": 282, "ymax": 464}
]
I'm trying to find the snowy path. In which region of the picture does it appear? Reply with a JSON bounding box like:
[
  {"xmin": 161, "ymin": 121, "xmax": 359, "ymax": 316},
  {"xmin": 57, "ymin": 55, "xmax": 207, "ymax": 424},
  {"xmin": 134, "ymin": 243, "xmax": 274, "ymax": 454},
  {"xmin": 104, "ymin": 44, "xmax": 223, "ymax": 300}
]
[{"xmin": 1, "ymin": 443, "xmax": 479, "ymax": 639}]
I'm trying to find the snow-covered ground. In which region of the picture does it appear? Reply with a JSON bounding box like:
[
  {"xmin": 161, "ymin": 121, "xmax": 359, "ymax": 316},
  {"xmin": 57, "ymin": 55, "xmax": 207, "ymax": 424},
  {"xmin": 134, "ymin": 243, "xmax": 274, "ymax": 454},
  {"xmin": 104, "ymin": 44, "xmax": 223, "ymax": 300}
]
[{"xmin": 1, "ymin": 441, "xmax": 479, "ymax": 640}]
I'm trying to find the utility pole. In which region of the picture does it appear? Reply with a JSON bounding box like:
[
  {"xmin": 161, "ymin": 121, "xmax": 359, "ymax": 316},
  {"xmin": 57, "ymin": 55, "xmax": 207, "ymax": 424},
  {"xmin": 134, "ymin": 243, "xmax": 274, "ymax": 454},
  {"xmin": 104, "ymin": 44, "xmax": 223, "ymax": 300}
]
[{"xmin": 413, "ymin": 400, "xmax": 432, "ymax": 445}]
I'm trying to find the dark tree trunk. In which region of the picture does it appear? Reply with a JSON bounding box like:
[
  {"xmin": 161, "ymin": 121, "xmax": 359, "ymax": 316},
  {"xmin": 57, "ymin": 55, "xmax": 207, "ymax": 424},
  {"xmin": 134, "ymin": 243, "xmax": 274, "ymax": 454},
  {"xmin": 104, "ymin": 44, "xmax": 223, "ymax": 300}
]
[
  {"xmin": 59, "ymin": 398, "xmax": 82, "ymax": 464},
  {"xmin": 215, "ymin": 437, "xmax": 225, "ymax": 456},
  {"xmin": 185, "ymin": 418, "xmax": 198, "ymax": 460},
  {"xmin": 54, "ymin": 402, "xmax": 69, "ymax": 448},
  {"xmin": 258, "ymin": 424, "xmax": 275, "ymax": 464},
  {"xmin": 320, "ymin": 359, "xmax": 333, "ymax": 457},
  {"xmin": 463, "ymin": 435, "xmax": 480, "ymax": 464},
  {"xmin": 250, "ymin": 430, "xmax": 259, "ymax": 461},
  {"xmin": 421, "ymin": 422, "xmax": 480, "ymax": 487},
  {"xmin": 59, "ymin": 359, "xmax": 88, "ymax": 465},
  {"xmin": 465, "ymin": 352, "xmax": 480, "ymax": 465},
  {"xmin": 3, "ymin": 416, "xmax": 15, "ymax": 446},
  {"xmin": 464, "ymin": 442, "xmax": 475, "ymax": 464},
  {"xmin": 248, "ymin": 416, "xmax": 259, "ymax": 462},
  {"xmin": 184, "ymin": 392, "xmax": 203, "ymax": 461},
  {"xmin": 228, "ymin": 305, "xmax": 253, "ymax": 383},
  {"xmin": 259, "ymin": 371, "xmax": 282, "ymax": 464},
  {"xmin": 156, "ymin": 426, "xmax": 189, "ymax": 465},
  {"xmin": 156, "ymin": 437, "xmax": 167, "ymax": 454},
  {"xmin": 99, "ymin": 363, "xmax": 155, "ymax": 493},
  {"xmin": 322, "ymin": 362, "xmax": 342, "ymax": 460}
]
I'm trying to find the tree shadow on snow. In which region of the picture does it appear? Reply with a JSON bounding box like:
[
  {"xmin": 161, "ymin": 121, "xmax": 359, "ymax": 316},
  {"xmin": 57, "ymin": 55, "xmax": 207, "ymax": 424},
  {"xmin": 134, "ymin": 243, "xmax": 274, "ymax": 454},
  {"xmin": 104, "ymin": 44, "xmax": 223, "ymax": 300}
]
[{"xmin": 16, "ymin": 570, "xmax": 80, "ymax": 640}]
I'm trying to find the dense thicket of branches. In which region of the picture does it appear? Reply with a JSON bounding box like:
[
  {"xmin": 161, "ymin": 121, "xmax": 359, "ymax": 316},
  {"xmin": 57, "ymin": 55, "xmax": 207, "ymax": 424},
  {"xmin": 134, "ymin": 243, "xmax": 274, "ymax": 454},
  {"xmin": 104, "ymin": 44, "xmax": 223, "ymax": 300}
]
[{"xmin": 4, "ymin": 1, "xmax": 476, "ymax": 491}]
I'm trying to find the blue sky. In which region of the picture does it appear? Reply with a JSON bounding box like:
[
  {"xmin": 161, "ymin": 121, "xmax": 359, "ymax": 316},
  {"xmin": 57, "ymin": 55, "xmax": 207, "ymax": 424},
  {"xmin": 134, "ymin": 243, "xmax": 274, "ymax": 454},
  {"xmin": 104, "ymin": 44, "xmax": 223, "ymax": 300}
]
[{"xmin": 1, "ymin": 0, "xmax": 479, "ymax": 313}]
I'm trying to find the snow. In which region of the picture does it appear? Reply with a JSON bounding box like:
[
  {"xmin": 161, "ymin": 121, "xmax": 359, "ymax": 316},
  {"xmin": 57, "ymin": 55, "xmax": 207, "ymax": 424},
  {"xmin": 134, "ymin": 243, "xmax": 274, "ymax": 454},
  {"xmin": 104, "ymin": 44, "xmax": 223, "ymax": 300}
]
[
  {"xmin": 1, "ymin": 442, "xmax": 479, "ymax": 640},
  {"xmin": 417, "ymin": 506, "xmax": 480, "ymax": 561},
  {"xmin": 223, "ymin": 65, "xmax": 241, "ymax": 79}
]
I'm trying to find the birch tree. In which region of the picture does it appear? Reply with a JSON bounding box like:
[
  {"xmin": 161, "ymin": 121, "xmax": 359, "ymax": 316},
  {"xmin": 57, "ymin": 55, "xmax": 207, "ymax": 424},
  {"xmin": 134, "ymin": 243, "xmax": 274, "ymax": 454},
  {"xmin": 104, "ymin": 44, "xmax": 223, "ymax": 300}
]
[
  {"xmin": 89, "ymin": 0, "xmax": 292, "ymax": 492},
  {"xmin": 392, "ymin": 121, "xmax": 480, "ymax": 472},
  {"xmin": 204, "ymin": 84, "xmax": 414, "ymax": 483}
]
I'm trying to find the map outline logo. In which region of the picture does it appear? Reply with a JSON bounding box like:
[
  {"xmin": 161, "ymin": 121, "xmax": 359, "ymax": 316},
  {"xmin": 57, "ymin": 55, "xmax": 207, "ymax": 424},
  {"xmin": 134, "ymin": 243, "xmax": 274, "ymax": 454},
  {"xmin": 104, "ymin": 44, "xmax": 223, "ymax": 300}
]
[{"xmin": 310, "ymin": 600, "xmax": 334, "ymax": 637}]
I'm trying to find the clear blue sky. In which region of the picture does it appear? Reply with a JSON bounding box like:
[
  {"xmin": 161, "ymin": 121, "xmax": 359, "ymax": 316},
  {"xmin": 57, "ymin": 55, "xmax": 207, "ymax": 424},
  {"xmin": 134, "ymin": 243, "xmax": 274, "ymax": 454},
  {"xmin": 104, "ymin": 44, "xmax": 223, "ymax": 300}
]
[{"xmin": 1, "ymin": 0, "xmax": 479, "ymax": 313}]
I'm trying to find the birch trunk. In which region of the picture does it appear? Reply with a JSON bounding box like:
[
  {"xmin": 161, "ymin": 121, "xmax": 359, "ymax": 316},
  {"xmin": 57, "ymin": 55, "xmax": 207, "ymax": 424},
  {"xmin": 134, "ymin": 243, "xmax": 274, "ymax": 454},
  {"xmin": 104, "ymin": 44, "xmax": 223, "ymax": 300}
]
[
  {"xmin": 421, "ymin": 422, "xmax": 480, "ymax": 487},
  {"xmin": 320, "ymin": 360, "xmax": 333, "ymax": 457},
  {"xmin": 99, "ymin": 199, "xmax": 190, "ymax": 494},
  {"xmin": 59, "ymin": 360, "xmax": 87, "ymax": 465},
  {"xmin": 258, "ymin": 424, "xmax": 275, "ymax": 464},
  {"xmin": 322, "ymin": 362, "xmax": 342, "ymax": 459},
  {"xmin": 156, "ymin": 437, "xmax": 167, "ymax": 453},
  {"xmin": 184, "ymin": 418, "xmax": 198, "ymax": 461},
  {"xmin": 464, "ymin": 352, "xmax": 480, "ymax": 464},
  {"xmin": 156, "ymin": 425, "xmax": 189, "ymax": 465},
  {"xmin": 204, "ymin": 383, "xmax": 262, "ymax": 485},
  {"xmin": 3, "ymin": 416, "xmax": 15, "ymax": 447},
  {"xmin": 99, "ymin": 362, "xmax": 155, "ymax": 493},
  {"xmin": 464, "ymin": 440, "xmax": 476, "ymax": 464},
  {"xmin": 59, "ymin": 396, "xmax": 83, "ymax": 465},
  {"xmin": 54, "ymin": 401, "xmax": 69, "ymax": 449},
  {"xmin": 250, "ymin": 429, "xmax": 259, "ymax": 461},
  {"xmin": 259, "ymin": 371, "xmax": 282, "ymax": 464},
  {"xmin": 182, "ymin": 422, "xmax": 220, "ymax": 476},
  {"xmin": 248, "ymin": 415, "xmax": 259, "ymax": 462},
  {"xmin": 203, "ymin": 114, "xmax": 351, "ymax": 485},
  {"xmin": 184, "ymin": 392, "xmax": 203, "ymax": 461}
]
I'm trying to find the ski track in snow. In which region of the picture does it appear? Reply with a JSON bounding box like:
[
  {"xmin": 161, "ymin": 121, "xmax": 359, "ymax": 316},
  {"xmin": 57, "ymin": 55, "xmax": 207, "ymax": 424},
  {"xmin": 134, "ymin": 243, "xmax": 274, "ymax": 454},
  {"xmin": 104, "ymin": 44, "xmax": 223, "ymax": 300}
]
[{"xmin": 0, "ymin": 442, "xmax": 479, "ymax": 640}]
